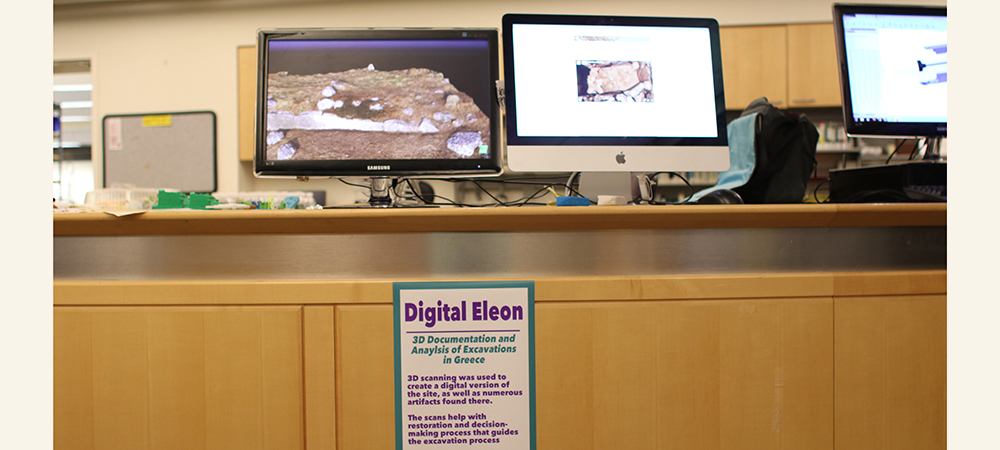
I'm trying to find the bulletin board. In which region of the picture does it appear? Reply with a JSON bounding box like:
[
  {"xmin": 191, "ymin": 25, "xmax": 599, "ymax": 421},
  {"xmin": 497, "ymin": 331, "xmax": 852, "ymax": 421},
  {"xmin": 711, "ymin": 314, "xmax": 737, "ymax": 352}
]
[{"xmin": 102, "ymin": 111, "xmax": 217, "ymax": 192}]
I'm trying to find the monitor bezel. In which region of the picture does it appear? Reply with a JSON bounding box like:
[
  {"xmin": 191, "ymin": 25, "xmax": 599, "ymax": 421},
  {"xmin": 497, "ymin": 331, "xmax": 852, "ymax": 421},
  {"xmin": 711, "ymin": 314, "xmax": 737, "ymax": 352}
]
[
  {"xmin": 832, "ymin": 3, "xmax": 947, "ymax": 139},
  {"xmin": 501, "ymin": 14, "xmax": 730, "ymax": 160},
  {"xmin": 253, "ymin": 28, "xmax": 504, "ymax": 179}
]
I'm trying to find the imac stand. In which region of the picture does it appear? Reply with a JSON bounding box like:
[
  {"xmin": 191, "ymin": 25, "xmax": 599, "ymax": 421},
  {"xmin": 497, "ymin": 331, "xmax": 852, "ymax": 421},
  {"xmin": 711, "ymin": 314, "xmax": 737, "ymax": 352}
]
[{"xmin": 578, "ymin": 172, "xmax": 643, "ymax": 204}]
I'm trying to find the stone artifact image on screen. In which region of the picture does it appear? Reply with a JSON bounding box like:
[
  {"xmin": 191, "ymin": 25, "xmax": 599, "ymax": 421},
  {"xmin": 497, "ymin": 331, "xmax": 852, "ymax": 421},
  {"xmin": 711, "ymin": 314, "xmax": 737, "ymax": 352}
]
[
  {"xmin": 265, "ymin": 66, "xmax": 490, "ymax": 161},
  {"xmin": 576, "ymin": 60, "xmax": 653, "ymax": 102}
]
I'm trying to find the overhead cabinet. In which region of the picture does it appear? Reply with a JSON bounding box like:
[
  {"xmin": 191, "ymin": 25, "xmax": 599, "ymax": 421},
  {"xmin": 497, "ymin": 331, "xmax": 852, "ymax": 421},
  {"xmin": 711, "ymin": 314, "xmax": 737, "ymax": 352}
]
[{"xmin": 721, "ymin": 23, "xmax": 841, "ymax": 110}]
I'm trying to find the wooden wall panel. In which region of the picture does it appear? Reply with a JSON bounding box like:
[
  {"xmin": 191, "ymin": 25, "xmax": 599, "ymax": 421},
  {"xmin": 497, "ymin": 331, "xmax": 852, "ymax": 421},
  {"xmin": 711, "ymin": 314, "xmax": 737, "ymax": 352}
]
[
  {"xmin": 147, "ymin": 311, "xmax": 207, "ymax": 450},
  {"xmin": 335, "ymin": 305, "xmax": 396, "ymax": 450},
  {"xmin": 260, "ymin": 310, "xmax": 306, "ymax": 449},
  {"xmin": 535, "ymin": 304, "xmax": 594, "ymax": 450},
  {"xmin": 53, "ymin": 307, "xmax": 304, "ymax": 450},
  {"xmin": 777, "ymin": 300, "xmax": 835, "ymax": 450},
  {"xmin": 237, "ymin": 45, "xmax": 256, "ymax": 162},
  {"xmin": 835, "ymin": 295, "xmax": 947, "ymax": 450},
  {"xmin": 717, "ymin": 299, "xmax": 834, "ymax": 450},
  {"xmin": 54, "ymin": 310, "xmax": 96, "ymax": 450},
  {"xmin": 91, "ymin": 311, "xmax": 150, "ymax": 450},
  {"xmin": 719, "ymin": 301, "xmax": 782, "ymax": 450},
  {"xmin": 304, "ymin": 306, "xmax": 337, "ymax": 450},
  {"xmin": 655, "ymin": 301, "xmax": 721, "ymax": 450},
  {"xmin": 591, "ymin": 303, "xmax": 659, "ymax": 450},
  {"xmin": 204, "ymin": 311, "xmax": 266, "ymax": 450}
]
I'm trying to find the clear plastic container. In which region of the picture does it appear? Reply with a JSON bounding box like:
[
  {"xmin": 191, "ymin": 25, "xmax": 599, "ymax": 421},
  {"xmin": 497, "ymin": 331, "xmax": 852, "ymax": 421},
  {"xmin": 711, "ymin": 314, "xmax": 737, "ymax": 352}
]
[{"xmin": 84, "ymin": 188, "xmax": 167, "ymax": 210}]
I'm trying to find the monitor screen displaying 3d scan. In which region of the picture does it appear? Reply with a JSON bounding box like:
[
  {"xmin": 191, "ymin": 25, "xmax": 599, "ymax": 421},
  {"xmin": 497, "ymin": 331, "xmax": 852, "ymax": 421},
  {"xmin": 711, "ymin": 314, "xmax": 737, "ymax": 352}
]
[
  {"xmin": 501, "ymin": 14, "xmax": 730, "ymax": 173},
  {"xmin": 833, "ymin": 4, "xmax": 947, "ymax": 140},
  {"xmin": 254, "ymin": 28, "xmax": 503, "ymax": 182}
]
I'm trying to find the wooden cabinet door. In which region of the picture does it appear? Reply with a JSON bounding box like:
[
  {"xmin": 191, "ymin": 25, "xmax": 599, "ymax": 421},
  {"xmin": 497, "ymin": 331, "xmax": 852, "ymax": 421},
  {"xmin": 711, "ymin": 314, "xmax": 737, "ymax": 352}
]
[
  {"xmin": 54, "ymin": 306, "xmax": 304, "ymax": 450},
  {"xmin": 834, "ymin": 295, "xmax": 946, "ymax": 450},
  {"xmin": 537, "ymin": 299, "xmax": 834, "ymax": 450},
  {"xmin": 720, "ymin": 25, "xmax": 788, "ymax": 110},
  {"xmin": 787, "ymin": 23, "xmax": 841, "ymax": 108}
]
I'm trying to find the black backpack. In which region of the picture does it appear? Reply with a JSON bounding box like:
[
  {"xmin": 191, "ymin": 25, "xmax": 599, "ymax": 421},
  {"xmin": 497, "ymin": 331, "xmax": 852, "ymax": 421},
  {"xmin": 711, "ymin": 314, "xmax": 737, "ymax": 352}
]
[{"xmin": 733, "ymin": 97, "xmax": 819, "ymax": 204}]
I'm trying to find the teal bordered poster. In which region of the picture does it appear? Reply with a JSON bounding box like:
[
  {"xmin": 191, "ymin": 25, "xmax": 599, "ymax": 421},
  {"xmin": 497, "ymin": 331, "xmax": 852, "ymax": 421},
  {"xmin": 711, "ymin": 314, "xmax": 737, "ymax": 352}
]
[{"xmin": 394, "ymin": 281, "xmax": 536, "ymax": 450}]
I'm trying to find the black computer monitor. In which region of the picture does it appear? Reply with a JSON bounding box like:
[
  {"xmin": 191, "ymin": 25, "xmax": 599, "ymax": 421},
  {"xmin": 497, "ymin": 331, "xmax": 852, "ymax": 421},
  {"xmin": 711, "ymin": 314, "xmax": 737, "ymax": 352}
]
[
  {"xmin": 832, "ymin": 3, "xmax": 947, "ymax": 158},
  {"xmin": 501, "ymin": 14, "xmax": 731, "ymax": 175},
  {"xmin": 253, "ymin": 28, "xmax": 503, "ymax": 205}
]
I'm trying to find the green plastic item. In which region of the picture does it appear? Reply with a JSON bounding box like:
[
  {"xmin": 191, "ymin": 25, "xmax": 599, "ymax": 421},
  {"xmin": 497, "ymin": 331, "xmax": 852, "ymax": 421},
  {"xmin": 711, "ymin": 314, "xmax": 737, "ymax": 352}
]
[
  {"xmin": 153, "ymin": 190, "xmax": 188, "ymax": 209},
  {"xmin": 188, "ymin": 193, "xmax": 219, "ymax": 210}
]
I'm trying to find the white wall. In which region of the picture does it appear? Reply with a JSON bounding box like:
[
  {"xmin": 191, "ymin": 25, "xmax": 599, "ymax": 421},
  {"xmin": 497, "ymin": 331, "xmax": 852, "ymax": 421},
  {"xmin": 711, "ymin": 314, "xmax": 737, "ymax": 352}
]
[{"xmin": 53, "ymin": 0, "xmax": 946, "ymax": 199}]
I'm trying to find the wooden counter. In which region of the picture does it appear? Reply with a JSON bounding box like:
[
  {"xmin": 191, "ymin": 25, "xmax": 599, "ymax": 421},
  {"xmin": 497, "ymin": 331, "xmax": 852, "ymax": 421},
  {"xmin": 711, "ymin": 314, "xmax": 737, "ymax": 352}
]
[
  {"xmin": 54, "ymin": 204, "xmax": 946, "ymax": 450},
  {"xmin": 54, "ymin": 203, "xmax": 946, "ymax": 235}
]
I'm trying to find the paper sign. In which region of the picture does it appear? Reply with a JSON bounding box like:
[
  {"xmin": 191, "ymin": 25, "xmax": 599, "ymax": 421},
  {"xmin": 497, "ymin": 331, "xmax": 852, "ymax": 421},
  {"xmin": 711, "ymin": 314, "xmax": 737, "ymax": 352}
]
[
  {"xmin": 142, "ymin": 114, "xmax": 172, "ymax": 127},
  {"xmin": 106, "ymin": 117, "xmax": 123, "ymax": 151},
  {"xmin": 395, "ymin": 281, "xmax": 535, "ymax": 450}
]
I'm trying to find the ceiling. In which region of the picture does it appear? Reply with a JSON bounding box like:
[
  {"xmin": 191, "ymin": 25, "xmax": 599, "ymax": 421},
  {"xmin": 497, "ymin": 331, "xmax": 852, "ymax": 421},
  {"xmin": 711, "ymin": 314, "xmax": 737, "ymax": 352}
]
[{"xmin": 54, "ymin": 0, "xmax": 335, "ymax": 18}]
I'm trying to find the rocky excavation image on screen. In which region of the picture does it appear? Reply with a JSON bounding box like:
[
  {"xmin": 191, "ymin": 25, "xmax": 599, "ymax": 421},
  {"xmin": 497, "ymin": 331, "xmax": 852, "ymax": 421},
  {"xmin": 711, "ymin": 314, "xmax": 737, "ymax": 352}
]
[
  {"xmin": 577, "ymin": 60, "xmax": 653, "ymax": 102},
  {"xmin": 265, "ymin": 65, "xmax": 491, "ymax": 161}
]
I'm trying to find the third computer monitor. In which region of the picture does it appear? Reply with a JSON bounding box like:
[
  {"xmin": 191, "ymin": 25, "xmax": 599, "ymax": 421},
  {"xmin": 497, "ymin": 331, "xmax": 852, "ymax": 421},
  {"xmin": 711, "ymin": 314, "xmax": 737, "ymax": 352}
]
[{"xmin": 832, "ymin": 3, "xmax": 947, "ymax": 140}]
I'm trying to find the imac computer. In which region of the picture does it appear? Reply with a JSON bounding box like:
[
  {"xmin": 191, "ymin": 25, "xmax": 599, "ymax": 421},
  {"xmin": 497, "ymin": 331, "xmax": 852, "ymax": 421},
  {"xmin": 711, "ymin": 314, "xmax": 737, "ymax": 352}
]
[
  {"xmin": 501, "ymin": 14, "xmax": 730, "ymax": 201},
  {"xmin": 830, "ymin": 4, "xmax": 947, "ymax": 202},
  {"xmin": 254, "ymin": 28, "xmax": 503, "ymax": 206}
]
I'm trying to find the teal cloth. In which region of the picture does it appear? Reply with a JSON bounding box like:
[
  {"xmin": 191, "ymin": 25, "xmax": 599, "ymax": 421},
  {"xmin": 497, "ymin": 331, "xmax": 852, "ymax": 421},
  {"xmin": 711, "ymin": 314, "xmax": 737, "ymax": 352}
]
[{"xmin": 689, "ymin": 112, "xmax": 758, "ymax": 202}]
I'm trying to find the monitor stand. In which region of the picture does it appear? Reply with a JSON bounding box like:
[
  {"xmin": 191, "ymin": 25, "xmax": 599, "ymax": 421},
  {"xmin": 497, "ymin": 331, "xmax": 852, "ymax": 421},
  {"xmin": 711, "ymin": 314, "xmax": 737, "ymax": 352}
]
[
  {"xmin": 578, "ymin": 172, "xmax": 641, "ymax": 204},
  {"xmin": 367, "ymin": 176, "xmax": 393, "ymax": 207},
  {"xmin": 325, "ymin": 177, "xmax": 439, "ymax": 209},
  {"xmin": 924, "ymin": 136, "xmax": 944, "ymax": 161}
]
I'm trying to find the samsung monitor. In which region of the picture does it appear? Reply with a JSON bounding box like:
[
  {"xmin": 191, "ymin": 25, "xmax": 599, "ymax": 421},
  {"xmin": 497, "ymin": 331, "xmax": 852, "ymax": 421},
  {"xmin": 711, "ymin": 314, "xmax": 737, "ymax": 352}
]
[
  {"xmin": 254, "ymin": 28, "xmax": 503, "ymax": 205},
  {"xmin": 501, "ymin": 14, "xmax": 730, "ymax": 176},
  {"xmin": 832, "ymin": 4, "xmax": 947, "ymax": 158}
]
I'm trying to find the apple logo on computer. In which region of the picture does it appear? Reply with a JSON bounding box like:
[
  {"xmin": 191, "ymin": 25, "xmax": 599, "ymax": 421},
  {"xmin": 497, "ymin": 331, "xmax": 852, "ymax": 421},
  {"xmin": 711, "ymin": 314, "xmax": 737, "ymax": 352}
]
[{"xmin": 616, "ymin": 151, "xmax": 626, "ymax": 164}]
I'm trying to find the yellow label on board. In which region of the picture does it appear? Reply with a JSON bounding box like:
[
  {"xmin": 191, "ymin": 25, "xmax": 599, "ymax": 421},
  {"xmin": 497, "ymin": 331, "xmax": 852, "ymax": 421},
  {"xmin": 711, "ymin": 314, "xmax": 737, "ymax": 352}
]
[{"xmin": 142, "ymin": 115, "xmax": 172, "ymax": 127}]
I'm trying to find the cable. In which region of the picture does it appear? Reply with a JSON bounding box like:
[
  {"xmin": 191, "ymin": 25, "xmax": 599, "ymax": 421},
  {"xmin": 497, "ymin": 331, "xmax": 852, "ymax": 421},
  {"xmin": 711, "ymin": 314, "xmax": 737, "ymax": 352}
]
[
  {"xmin": 885, "ymin": 138, "xmax": 928, "ymax": 164},
  {"xmin": 643, "ymin": 172, "xmax": 696, "ymax": 205},
  {"xmin": 908, "ymin": 138, "xmax": 929, "ymax": 161},
  {"xmin": 464, "ymin": 177, "xmax": 590, "ymax": 202},
  {"xmin": 564, "ymin": 172, "xmax": 579, "ymax": 197},
  {"xmin": 885, "ymin": 140, "xmax": 906, "ymax": 164},
  {"xmin": 400, "ymin": 179, "xmax": 429, "ymax": 205},
  {"xmin": 338, "ymin": 178, "xmax": 371, "ymax": 189},
  {"xmin": 812, "ymin": 179, "xmax": 831, "ymax": 203},
  {"xmin": 466, "ymin": 179, "xmax": 515, "ymax": 206},
  {"xmin": 413, "ymin": 185, "xmax": 479, "ymax": 207},
  {"xmin": 841, "ymin": 189, "xmax": 912, "ymax": 203},
  {"xmin": 334, "ymin": 176, "xmax": 602, "ymax": 208},
  {"xmin": 510, "ymin": 185, "xmax": 555, "ymax": 207},
  {"xmin": 493, "ymin": 177, "xmax": 587, "ymax": 198}
]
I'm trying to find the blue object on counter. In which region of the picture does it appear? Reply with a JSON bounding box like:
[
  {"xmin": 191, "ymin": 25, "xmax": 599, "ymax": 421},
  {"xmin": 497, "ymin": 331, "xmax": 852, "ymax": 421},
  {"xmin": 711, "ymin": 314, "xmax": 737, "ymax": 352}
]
[
  {"xmin": 555, "ymin": 196, "xmax": 591, "ymax": 206},
  {"xmin": 283, "ymin": 196, "xmax": 299, "ymax": 209}
]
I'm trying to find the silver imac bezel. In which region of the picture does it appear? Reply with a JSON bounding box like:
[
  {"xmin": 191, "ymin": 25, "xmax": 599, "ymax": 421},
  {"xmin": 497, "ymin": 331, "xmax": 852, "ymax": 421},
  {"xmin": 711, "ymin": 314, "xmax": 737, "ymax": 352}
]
[{"xmin": 501, "ymin": 14, "xmax": 730, "ymax": 174}]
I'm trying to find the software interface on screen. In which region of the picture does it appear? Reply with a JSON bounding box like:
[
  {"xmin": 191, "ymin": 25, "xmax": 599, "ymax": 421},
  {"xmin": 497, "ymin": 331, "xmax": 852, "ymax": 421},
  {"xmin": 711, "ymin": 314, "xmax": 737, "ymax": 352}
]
[
  {"xmin": 510, "ymin": 23, "xmax": 720, "ymax": 139},
  {"xmin": 263, "ymin": 38, "xmax": 495, "ymax": 163},
  {"xmin": 842, "ymin": 13, "xmax": 947, "ymax": 124}
]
